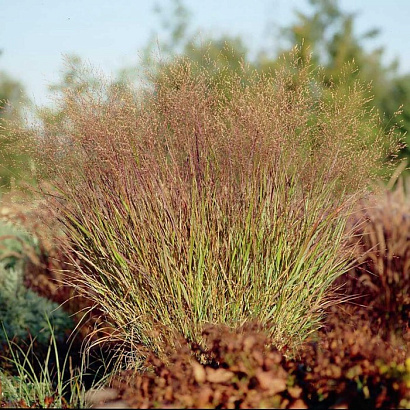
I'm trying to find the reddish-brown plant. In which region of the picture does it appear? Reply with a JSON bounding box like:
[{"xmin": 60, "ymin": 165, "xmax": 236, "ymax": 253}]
[
  {"xmin": 11, "ymin": 50, "xmax": 402, "ymax": 362},
  {"xmin": 342, "ymin": 175, "xmax": 410, "ymax": 322}
]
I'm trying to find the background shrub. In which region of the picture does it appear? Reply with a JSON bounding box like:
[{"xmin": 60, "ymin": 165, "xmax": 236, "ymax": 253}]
[
  {"xmin": 342, "ymin": 175, "xmax": 410, "ymax": 322},
  {"xmin": 0, "ymin": 194, "xmax": 104, "ymax": 342},
  {"xmin": 0, "ymin": 219, "xmax": 73, "ymax": 346},
  {"xmin": 0, "ymin": 263, "xmax": 72, "ymax": 347}
]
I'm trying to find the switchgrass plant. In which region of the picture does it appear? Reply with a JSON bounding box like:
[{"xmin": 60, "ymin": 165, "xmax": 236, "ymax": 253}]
[
  {"xmin": 344, "ymin": 165, "xmax": 410, "ymax": 314},
  {"xmin": 60, "ymin": 168, "xmax": 355, "ymax": 357},
  {"xmin": 16, "ymin": 50, "xmax": 401, "ymax": 361}
]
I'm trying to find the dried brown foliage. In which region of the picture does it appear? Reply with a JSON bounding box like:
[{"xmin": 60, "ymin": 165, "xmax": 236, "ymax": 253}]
[
  {"xmin": 96, "ymin": 308, "xmax": 409, "ymax": 409},
  {"xmin": 294, "ymin": 305, "xmax": 410, "ymax": 409},
  {"xmin": 108, "ymin": 324, "xmax": 304, "ymax": 409}
]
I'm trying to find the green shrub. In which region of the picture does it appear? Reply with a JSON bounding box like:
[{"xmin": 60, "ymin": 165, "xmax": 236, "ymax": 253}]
[
  {"xmin": 0, "ymin": 218, "xmax": 38, "ymax": 270},
  {"xmin": 0, "ymin": 260, "xmax": 73, "ymax": 346},
  {"xmin": 0, "ymin": 220, "xmax": 73, "ymax": 345},
  {"xmin": 0, "ymin": 197, "xmax": 101, "ymax": 343},
  {"xmin": 18, "ymin": 51, "xmax": 401, "ymax": 361}
]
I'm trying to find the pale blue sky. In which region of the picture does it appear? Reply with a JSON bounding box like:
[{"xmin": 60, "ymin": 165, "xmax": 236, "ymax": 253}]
[{"xmin": 2, "ymin": 0, "xmax": 410, "ymax": 106}]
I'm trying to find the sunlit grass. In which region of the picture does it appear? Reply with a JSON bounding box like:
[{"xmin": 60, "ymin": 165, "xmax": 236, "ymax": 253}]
[
  {"xmin": 11, "ymin": 49, "xmax": 401, "ymax": 365},
  {"xmin": 0, "ymin": 319, "xmax": 105, "ymax": 408}
]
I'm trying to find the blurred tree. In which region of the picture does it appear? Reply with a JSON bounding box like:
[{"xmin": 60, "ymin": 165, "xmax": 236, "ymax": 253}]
[
  {"xmin": 128, "ymin": 0, "xmax": 251, "ymax": 88},
  {"xmin": 134, "ymin": 0, "xmax": 404, "ymax": 171},
  {"xmin": 36, "ymin": 54, "xmax": 94, "ymax": 127},
  {"xmin": 378, "ymin": 74, "xmax": 410, "ymax": 159},
  {"xmin": 0, "ymin": 50, "xmax": 33, "ymax": 190},
  {"xmin": 40, "ymin": 0, "xmax": 410, "ymax": 171},
  {"xmin": 277, "ymin": 0, "xmax": 408, "ymax": 160},
  {"xmin": 149, "ymin": 0, "xmax": 192, "ymax": 58}
]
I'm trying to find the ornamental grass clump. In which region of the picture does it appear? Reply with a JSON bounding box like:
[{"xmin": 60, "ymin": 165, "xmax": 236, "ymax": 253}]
[
  {"xmin": 17, "ymin": 51, "xmax": 400, "ymax": 360},
  {"xmin": 344, "ymin": 173, "xmax": 410, "ymax": 317}
]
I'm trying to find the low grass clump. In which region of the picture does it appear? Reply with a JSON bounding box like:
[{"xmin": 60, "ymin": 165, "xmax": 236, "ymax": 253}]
[
  {"xmin": 0, "ymin": 319, "xmax": 104, "ymax": 409},
  {"xmin": 14, "ymin": 50, "xmax": 401, "ymax": 363}
]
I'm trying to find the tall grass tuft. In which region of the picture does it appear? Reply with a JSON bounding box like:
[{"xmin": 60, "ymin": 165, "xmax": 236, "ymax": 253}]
[
  {"xmin": 16, "ymin": 51, "xmax": 401, "ymax": 360},
  {"xmin": 344, "ymin": 167, "xmax": 410, "ymax": 315}
]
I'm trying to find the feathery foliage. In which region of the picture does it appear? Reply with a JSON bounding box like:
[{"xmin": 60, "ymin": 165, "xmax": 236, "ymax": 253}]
[{"xmin": 16, "ymin": 51, "xmax": 401, "ymax": 362}]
